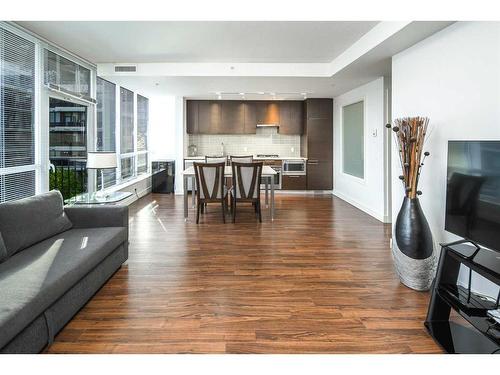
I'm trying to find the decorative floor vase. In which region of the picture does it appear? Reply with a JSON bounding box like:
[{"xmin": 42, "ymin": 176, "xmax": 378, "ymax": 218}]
[{"xmin": 392, "ymin": 197, "xmax": 435, "ymax": 291}]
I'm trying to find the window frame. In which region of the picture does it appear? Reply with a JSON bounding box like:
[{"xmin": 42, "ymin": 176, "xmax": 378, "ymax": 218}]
[
  {"xmin": 341, "ymin": 98, "xmax": 366, "ymax": 183},
  {"xmin": 0, "ymin": 23, "xmax": 40, "ymax": 202}
]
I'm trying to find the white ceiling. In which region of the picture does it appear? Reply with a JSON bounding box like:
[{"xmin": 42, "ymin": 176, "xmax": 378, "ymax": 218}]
[
  {"xmin": 17, "ymin": 21, "xmax": 378, "ymax": 63},
  {"xmin": 16, "ymin": 21, "xmax": 453, "ymax": 99}
]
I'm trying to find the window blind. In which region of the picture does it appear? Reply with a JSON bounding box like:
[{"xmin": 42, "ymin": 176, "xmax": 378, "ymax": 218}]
[
  {"xmin": 120, "ymin": 87, "xmax": 134, "ymax": 154},
  {"xmin": 44, "ymin": 49, "xmax": 91, "ymax": 99},
  {"xmin": 0, "ymin": 27, "xmax": 36, "ymax": 202},
  {"xmin": 96, "ymin": 77, "xmax": 117, "ymax": 189}
]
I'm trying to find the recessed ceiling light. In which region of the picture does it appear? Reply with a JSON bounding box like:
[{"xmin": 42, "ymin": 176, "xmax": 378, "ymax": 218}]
[
  {"xmin": 257, "ymin": 92, "xmax": 265, "ymax": 95},
  {"xmin": 239, "ymin": 93, "xmax": 245, "ymax": 96},
  {"xmin": 301, "ymin": 92, "xmax": 307, "ymax": 95}
]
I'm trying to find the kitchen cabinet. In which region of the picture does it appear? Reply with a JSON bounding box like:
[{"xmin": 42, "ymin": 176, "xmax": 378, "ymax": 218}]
[
  {"xmin": 256, "ymin": 101, "xmax": 280, "ymax": 125},
  {"xmin": 243, "ymin": 102, "xmax": 257, "ymax": 134},
  {"xmin": 220, "ymin": 101, "xmax": 245, "ymax": 134},
  {"xmin": 279, "ymin": 101, "xmax": 303, "ymax": 135},
  {"xmin": 186, "ymin": 99, "xmax": 303, "ymax": 135},
  {"xmin": 186, "ymin": 100, "xmax": 199, "ymax": 134},
  {"xmin": 198, "ymin": 101, "xmax": 221, "ymax": 134},
  {"xmin": 303, "ymin": 99, "xmax": 333, "ymax": 190},
  {"xmin": 282, "ymin": 175, "xmax": 306, "ymax": 190},
  {"xmin": 306, "ymin": 160, "xmax": 332, "ymax": 190}
]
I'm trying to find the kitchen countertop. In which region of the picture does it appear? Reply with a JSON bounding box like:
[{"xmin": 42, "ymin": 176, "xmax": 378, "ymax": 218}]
[{"xmin": 184, "ymin": 155, "xmax": 307, "ymax": 160}]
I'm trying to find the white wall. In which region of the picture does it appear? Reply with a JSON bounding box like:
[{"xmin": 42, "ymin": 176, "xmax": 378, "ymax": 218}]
[
  {"xmin": 149, "ymin": 96, "xmax": 177, "ymax": 161},
  {"xmin": 333, "ymin": 77, "xmax": 390, "ymax": 222},
  {"xmin": 147, "ymin": 95, "xmax": 185, "ymax": 194},
  {"xmin": 392, "ymin": 22, "xmax": 500, "ymax": 293}
]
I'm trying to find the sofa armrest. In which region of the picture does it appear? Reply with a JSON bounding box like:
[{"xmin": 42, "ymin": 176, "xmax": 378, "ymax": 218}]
[{"xmin": 64, "ymin": 205, "xmax": 129, "ymax": 229}]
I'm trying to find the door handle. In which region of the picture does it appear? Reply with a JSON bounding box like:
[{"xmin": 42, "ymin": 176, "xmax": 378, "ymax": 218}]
[
  {"xmin": 288, "ymin": 175, "xmax": 301, "ymax": 178},
  {"xmin": 308, "ymin": 160, "xmax": 319, "ymax": 164}
]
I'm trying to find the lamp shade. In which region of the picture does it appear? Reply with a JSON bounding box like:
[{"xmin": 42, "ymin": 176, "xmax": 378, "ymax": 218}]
[{"xmin": 87, "ymin": 152, "xmax": 117, "ymax": 169}]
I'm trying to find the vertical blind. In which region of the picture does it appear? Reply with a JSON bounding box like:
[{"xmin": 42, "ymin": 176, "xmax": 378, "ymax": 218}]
[
  {"xmin": 96, "ymin": 77, "xmax": 117, "ymax": 189},
  {"xmin": 0, "ymin": 27, "xmax": 36, "ymax": 202}
]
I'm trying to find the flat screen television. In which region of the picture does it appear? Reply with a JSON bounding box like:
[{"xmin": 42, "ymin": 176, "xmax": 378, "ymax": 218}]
[{"xmin": 445, "ymin": 141, "xmax": 500, "ymax": 252}]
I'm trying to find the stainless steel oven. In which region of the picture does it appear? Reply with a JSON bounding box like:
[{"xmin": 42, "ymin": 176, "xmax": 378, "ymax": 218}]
[
  {"xmin": 283, "ymin": 159, "xmax": 306, "ymax": 175},
  {"xmin": 260, "ymin": 159, "xmax": 282, "ymax": 190}
]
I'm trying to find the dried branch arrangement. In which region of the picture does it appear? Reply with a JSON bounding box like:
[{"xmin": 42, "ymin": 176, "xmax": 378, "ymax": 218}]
[{"xmin": 386, "ymin": 117, "xmax": 431, "ymax": 199}]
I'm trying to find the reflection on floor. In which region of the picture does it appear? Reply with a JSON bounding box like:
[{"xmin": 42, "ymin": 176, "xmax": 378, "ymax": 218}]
[{"xmin": 46, "ymin": 193, "xmax": 441, "ymax": 353}]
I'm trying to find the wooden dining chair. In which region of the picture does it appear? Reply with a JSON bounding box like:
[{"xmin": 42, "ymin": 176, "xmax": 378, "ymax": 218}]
[
  {"xmin": 231, "ymin": 162, "xmax": 263, "ymax": 223},
  {"xmin": 193, "ymin": 162, "xmax": 227, "ymax": 224}
]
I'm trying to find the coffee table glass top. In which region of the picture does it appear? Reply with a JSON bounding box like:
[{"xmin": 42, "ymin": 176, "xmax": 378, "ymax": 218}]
[{"xmin": 65, "ymin": 191, "xmax": 132, "ymax": 205}]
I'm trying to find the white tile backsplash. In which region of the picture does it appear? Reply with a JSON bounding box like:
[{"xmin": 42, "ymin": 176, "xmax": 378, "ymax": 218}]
[{"xmin": 187, "ymin": 127, "xmax": 300, "ymax": 157}]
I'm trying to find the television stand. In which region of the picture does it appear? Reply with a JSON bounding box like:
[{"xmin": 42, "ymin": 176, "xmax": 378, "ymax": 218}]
[{"xmin": 425, "ymin": 242, "xmax": 500, "ymax": 353}]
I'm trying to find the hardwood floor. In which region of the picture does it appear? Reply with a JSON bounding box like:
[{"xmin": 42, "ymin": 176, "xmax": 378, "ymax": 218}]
[{"xmin": 46, "ymin": 193, "xmax": 441, "ymax": 353}]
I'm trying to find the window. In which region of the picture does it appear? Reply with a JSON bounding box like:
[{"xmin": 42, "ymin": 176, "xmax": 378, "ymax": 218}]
[
  {"xmin": 120, "ymin": 87, "xmax": 134, "ymax": 154},
  {"xmin": 95, "ymin": 77, "xmax": 151, "ymax": 188},
  {"xmin": 120, "ymin": 156, "xmax": 135, "ymax": 181},
  {"xmin": 137, "ymin": 153, "xmax": 148, "ymax": 175},
  {"xmin": 0, "ymin": 27, "xmax": 36, "ymax": 202},
  {"xmin": 342, "ymin": 101, "xmax": 364, "ymax": 179},
  {"xmin": 96, "ymin": 77, "xmax": 116, "ymax": 189},
  {"xmin": 136, "ymin": 94, "xmax": 148, "ymax": 175},
  {"xmin": 44, "ymin": 49, "xmax": 91, "ymax": 98}
]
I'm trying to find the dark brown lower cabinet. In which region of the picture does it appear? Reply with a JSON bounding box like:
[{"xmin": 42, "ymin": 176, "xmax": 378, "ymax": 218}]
[
  {"xmin": 282, "ymin": 175, "xmax": 306, "ymax": 190},
  {"xmin": 306, "ymin": 161, "xmax": 332, "ymax": 190}
]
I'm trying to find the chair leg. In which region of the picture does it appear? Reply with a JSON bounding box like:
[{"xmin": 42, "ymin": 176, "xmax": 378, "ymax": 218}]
[
  {"xmin": 221, "ymin": 200, "xmax": 226, "ymax": 223},
  {"xmin": 254, "ymin": 202, "xmax": 258, "ymax": 213},
  {"xmin": 201, "ymin": 202, "xmax": 204, "ymax": 214},
  {"xmin": 258, "ymin": 201, "xmax": 262, "ymax": 223},
  {"xmin": 232, "ymin": 198, "xmax": 237, "ymax": 223},
  {"xmin": 196, "ymin": 201, "xmax": 200, "ymax": 224}
]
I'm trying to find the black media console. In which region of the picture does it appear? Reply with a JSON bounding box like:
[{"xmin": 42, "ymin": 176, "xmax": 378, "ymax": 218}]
[{"xmin": 425, "ymin": 240, "xmax": 500, "ymax": 353}]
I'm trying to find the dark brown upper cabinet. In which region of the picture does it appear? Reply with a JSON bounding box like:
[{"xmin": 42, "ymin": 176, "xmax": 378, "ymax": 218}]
[
  {"xmin": 279, "ymin": 101, "xmax": 304, "ymax": 135},
  {"xmin": 305, "ymin": 98, "xmax": 332, "ymax": 120},
  {"xmin": 243, "ymin": 102, "xmax": 257, "ymax": 134},
  {"xmin": 198, "ymin": 101, "xmax": 221, "ymax": 134},
  {"xmin": 186, "ymin": 99, "xmax": 304, "ymax": 135},
  {"xmin": 256, "ymin": 101, "xmax": 280, "ymax": 125},
  {"xmin": 220, "ymin": 101, "xmax": 245, "ymax": 134},
  {"xmin": 186, "ymin": 100, "xmax": 199, "ymax": 134}
]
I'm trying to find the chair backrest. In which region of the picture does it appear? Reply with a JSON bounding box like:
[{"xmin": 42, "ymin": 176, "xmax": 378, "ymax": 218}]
[
  {"xmin": 230, "ymin": 155, "xmax": 253, "ymax": 164},
  {"xmin": 231, "ymin": 162, "xmax": 263, "ymax": 200},
  {"xmin": 194, "ymin": 162, "xmax": 226, "ymax": 200},
  {"xmin": 205, "ymin": 155, "xmax": 227, "ymax": 165}
]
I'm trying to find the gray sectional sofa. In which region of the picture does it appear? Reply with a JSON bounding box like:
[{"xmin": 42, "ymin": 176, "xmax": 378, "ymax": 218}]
[{"xmin": 0, "ymin": 190, "xmax": 129, "ymax": 353}]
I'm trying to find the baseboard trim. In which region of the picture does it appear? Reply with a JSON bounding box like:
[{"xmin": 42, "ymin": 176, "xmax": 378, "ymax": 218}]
[{"xmin": 331, "ymin": 189, "xmax": 389, "ymax": 223}]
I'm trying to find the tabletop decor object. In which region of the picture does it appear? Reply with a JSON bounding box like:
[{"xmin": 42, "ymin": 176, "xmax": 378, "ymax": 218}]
[
  {"xmin": 387, "ymin": 117, "xmax": 435, "ymax": 291},
  {"xmin": 86, "ymin": 152, "xmax": 117, "ymax": 198}
]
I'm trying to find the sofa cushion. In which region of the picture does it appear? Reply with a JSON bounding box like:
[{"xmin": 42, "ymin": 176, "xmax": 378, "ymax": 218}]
[
  {"xmin": 0, "ymin": 226, "xmax": 126, "ymax": 349},
  {"xmin": 0, "ymin": 191, "xmax": 72, "ymax": 259},
  {"xmin": 0, "ymin": 233, "xmax": 7, "ymax": 264}
]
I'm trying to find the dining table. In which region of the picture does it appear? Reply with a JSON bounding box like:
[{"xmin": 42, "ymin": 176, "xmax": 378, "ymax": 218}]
[{"xmin": 181, "ymin": 165, "xmax": 277, "ymax": 221}]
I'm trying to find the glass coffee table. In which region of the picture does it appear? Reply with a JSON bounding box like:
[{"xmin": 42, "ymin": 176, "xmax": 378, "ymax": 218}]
[{"xmin": 65, "ymin": 191, "xmax": 133, "ymax": 205}]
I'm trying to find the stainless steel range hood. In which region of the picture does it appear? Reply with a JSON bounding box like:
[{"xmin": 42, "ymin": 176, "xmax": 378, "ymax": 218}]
[{"xmin": 256, "ymin": 123, "xmax": 279, "ymax": 127}]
